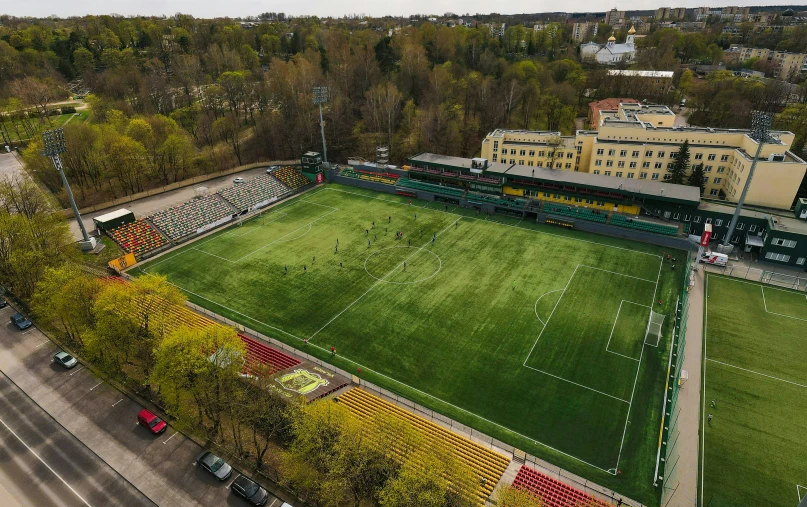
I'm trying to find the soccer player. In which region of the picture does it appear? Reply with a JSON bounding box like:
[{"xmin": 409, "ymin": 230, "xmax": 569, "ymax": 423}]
[
  {"xmin": 284, "ymin": 265, "xmax": 287, "ymax": 274},
  {"xmin": 420, "ymin": 229, "xmax": 423, "ymax": 237},
  {"xmin": 368, "ymin": 239, "xmax": 371, "ymax": 247},
  {"xmin": 708, "ymin": 413, "xmax": 713, "ymax": 424},
  {"xmin": 312, "ymin": 256, "xmax": 315, "ymax": 264},
  {"xmin": 408, "ymin": 239, "xmax": 410, "ymax": 247},
  {"xmin": 414, "ymin": 213, "xmax": 417, "ymax": 220},
  {"xmin": 331, "ymin": 346, "xmax": 336, "ymax": 356},
  {"xmin": 403, "ymin": 261, "xmax": 407, "ymax": 271},
  {"xmin": 340, "ymin": 262, "xmax": 343, "ymax": 269},
  {"xmin": 512, "ymin": 280, "xmax": 516, "ymax": 290},
  {"xmin": 335, "ymin": 245, "xmax": 338, "ymax": 253},
  {"xmin": 374, "ymin": 234, "xmax": 377, "ymax": 241},
  {"xmin": 366, "ymin": 229, "xmax": 369, "ymax": 236},
  {"xmin": 388, "ymin": 216, "xmax": 391, "ymax": 223},
  {"xmin": 303, "ymin": 265, "xmax": 307, "ymax": 273},
  {"xmin": 711, "ymin": 399, "xmax": 716, "ymax": 408},
  {"xmin": 455, "ymin": 221, "xmax": 458, "ymax": 229}
]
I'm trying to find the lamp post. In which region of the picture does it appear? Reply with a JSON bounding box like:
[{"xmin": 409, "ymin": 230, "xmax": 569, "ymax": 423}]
[
  {"xmin": 312, "ymin": 86, "xmax": 329, "ymax": 165},
  {"xmin": 42, "ymin": 128, "xmax": 96, "ymax": 251},
  {"xmin": 720, "ymin": 111, "xmax": 774, "ymax": 253}
]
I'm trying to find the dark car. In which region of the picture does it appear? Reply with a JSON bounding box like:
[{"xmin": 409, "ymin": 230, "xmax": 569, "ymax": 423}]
[
  {"xmin": 231, "ymin": 475, "xmax": 269, "ymax": 505},
  {"xmin": 196, "ymin": 451, "xmax": 232, "ymax": 481},
  {"xmin": 0, "ymin": 297, "xmax": 7, "ymax": 308},
  {"xmin": 10, "ymin": 312, "xmax": 32, "ymax": 330},
  {"xmin": 137, "ymin": 409, "xmax": 167, "ymax": 435}
]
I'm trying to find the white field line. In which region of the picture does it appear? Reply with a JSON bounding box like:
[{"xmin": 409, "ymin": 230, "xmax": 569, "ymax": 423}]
[
  {"xmin": 643, "ymin": 313, "xmax": 664, "ymax": 348},
  {"xmin": 307, "ymin": 219, "xmax": 458, "ymax": 342},
  {"xmin": 701, "ymin": 274, "xmax": 710, "ymax": 507},
  {"xmin": 533, "ymin": 289, "xmax": 564, "ymax": 326},
  {"xmin": 234, "ymin": 209, "xmax": 338, "ymax": 262},
  {"xmin": 0, "ymin": 416, "xmax": 92, "ymax": 506},
  {"xmin": 323, "ymin": 187, "xmax": 663, "ymax": 259},
  {"xmin": 523, "ymin": 265, "xmax": 579, "ymax": 366},
  {"xmin": 605, "ymin": 300, "xmax": 647, "ymax": 362},
  {"xmin": 578, "ymin": 264, "xmax": 659, "ymax": 284},
  {"xmin": 522, "ymin": 364, "xmax": 630, "ymax": 404},
  {"xmin": 761, "ymin": 286, "xmax": 807, "ymax": 323},
  {"xmin": 614, "ymin": 254, "xmax": 664, "ymax": 472},
  {"xmin": 798, "ymin": 484, "xmax": 806, "ymax": 501},
  {"xmin": 705, "ymin": 359, "xmax": 807, "ymax": 389}
]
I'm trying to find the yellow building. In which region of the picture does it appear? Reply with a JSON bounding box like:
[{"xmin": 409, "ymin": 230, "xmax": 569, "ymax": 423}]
[{"xmin": 480, "ymin": 103, "xmax": 807, "ymax": 210}]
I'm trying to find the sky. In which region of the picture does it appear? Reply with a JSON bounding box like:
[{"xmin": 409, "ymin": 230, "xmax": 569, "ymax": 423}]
[{"xmin": 2, "ymin": 0, "xmax": 799, "ymax": 20}]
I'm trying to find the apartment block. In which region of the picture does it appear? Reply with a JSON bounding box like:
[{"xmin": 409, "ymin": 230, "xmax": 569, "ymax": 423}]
[
  {"xmin": 572, "ymin": 22, "xmax": 598, "ymax": 42},
  {"xmin": 604, "ymin": 8, "xmax": 626, "ymax": 25},
  {"xmin": 655, "ymin": 7, "xmax": 687, "ymax": 20},
  {"xmin": 732, "ymin": 47, "xmax": 807, "ymax": 80},
  {"xmin": 480, "ymin": 102, "xmax": 806, "ymax": 210}
]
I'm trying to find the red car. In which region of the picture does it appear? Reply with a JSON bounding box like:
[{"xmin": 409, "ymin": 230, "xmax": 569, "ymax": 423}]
[{"xmin": 137, "ymin": 409, "xmax": 167, "ymax": 435}]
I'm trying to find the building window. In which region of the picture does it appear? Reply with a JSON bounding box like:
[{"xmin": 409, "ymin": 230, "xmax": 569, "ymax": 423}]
[
  {"xmin": 493, "ymin": 141, "xmax": 498, "ymax": 151},
  {"xmin": 597, "ymin": 148, "xmax": 604, "ymax": 155},
  {"xmin": 567, "ymin": 152, "xmax": 573, "ymax": 159},
  {"xmin": 667, "ymin": 163, "xmax": 674, "ymax": 169},
  {"xmin": 639, "ymin": 172, "xmax": 647, "ymax": 179},
  {"xmin": 652, "ymin": 173, "xmax": 660, "ymax": 180},
  {"xmin": 629, "ymin": 162, "xmax": 637, "ymax": 168},
  {"xmin": 539, "ymin": 151, "xmax": 545, "ymax": 157},
  {"xmin": 684, "ymin": 214, "xmax": 691, "ymax": 221},
  {"xmin": 620, "ymin": 150, "xmax": 627, "ymax": 157},
  {"xmin": 716, "ymin": 166, "xmax": 725, "ymax": 173},
  {"xmin": 658, "ymin": 151, "xmax": 665, "ymax": 158},
  {"xmin": 627, "ymin": 172, "xmax": 635, "ymax": 178},
  {"xmin": 616, "ymin": 171, "xmax": 623, "ymax": 177},
  {"xmin": 673, "ymin": 213, "xmax": 680, "ymax": 220},
  {"xmin": 537, "ymin": 162, "xmax": 543, "ymax": 167},
  {"xmin": 704, "ymin": 165, "xmax": 712, "ymax": 172},
  {"xmin": 632, "ymin": 150, "xmax": 639, "ymax": 158},
  {"xmin": 706, "ymin": 218, "xmax": 712, "ymax": 224},
  {"xmin": 520, "ymin": 150, "xmax": 526, "ymax": 156},
  {"xmin": 715, "ymin": 219, "xmax": 723, "ymax": 226},
  {"xmin": 586, "ymin": 199, "xmax": 593, "ymax": 204},
  {"xmin": 642, "ymin": 162, "xmax": 650, "ymax": 168},
  {"xmin": 721, "ymin": 154, "xmax": 729, "ymax": 161},
  {"xmin": 645, "ymin": 150, "xmax": 653, "ymax": 157},
  {"xmin": 519, "ymin": 160, "xmax": 525, "ymax": 165},
  {"xmin": 670, "ymin": 152, "xmax": 677, "ymax": 159},
  {"xmin": 797, "ymin": 257, "xmax": 805, "ymax": 266},
  {"xmin": 714, "ymin": 178, "xmax": 722, "ymax": 184},
  {"xmin": 654, "ymin": 162, "xmax": 662, "ymax": 169},
  {"xmin": 510, "ymin": 159, "xmax": 516, "ymax": 164},
  {"xmin": 771, "ymin": 238, "xmax": 797, "ymax": 248},
  {"xmin": 709, "ymin": 189, "xmax": 719, "ymax": 196},
  {"xmin": 528, "ymin": 161, "xmax": 534, "ymax": 166},
  {"xmin": 575, "ymin": 197, "xmax": 582, "ymax": 202},
  {"xmin": 595, "ymin": 159, "xmax": 602, "ymax": 166},
  {"xmin": 593, "ymin": 170, "xmax": 600, "ymax": 175},
  {"xmin": 529, "ymin": 150, "xmax": 535, "ymax": 157},
  {"xmin": 703, "ymin": 177, "xmax": 709, "ymax": 184},
  {"xmin": 694, "ymin": 216, "xmax": 701, "ymax": 223},
  {"xmin": 708, "ymin": 153, "xmax": 716, "ymax": 161},
  {"xmin": 564, "ymin": 195, "xmax": 571, "ymax": 201},
  {"xmin": 695, "ymin": 153, "xmax": 703, "ymax": 160},
  {"xmin": 606, "ymin": 160, "xmax": 613, "ymax": 167},
  {"xmin": 605, "ymin": 171, "xmax": 612, "ymax": 176},
  {"xmin": 608, "ymin": 149, "xmax": 616, "ymax": 156},
  {"xmin": 749, "ymin": 225, "xmax": 757, "ymax": 232},
  {"xmin": 492, "ymin": 154, "xmax": 497, "ymax": 162},
  {"xmin": 510, "ymin": 149, "xmax": 516, "ymax": 155},
  {"xmin": 765, "ymin": 252, "xmax": 791, "ymax": 263},
  {"xmin": 663, "ymin": 174, "xmax": 672, "ymax": 181},
  {"xmin": 618, "ymin": 161, "xmax": 625, "ymax": 168},
  {"xmin": 565, "ymin": 163, "xmax": 572, "ymax": 169}
]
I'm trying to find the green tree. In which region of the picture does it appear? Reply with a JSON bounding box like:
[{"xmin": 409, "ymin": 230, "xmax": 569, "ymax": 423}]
[
  {"xmin": 669, "ymin": 140, "xmax": 690, "ymax": 184},
  {"xmin": 687, "ymin": 162, "xmax": 705, "ymax": 193},
  {"xmin": 30, "ymin": 265, "xmax": 100, "ymax": 347},
  {"xmin": 775, "ymin": 103, "xmax": 807, "ymax": 154},
  {"xmin": 495, "ymin": 484, "xmax": 544, "ymax": 507}
]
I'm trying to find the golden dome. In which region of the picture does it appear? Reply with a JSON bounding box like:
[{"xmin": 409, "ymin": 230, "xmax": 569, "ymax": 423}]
[
  {"xmin": 628, "ymin": 25, "xmax": 636, "ymax": 34},
  {"xmin": 608, "ymin": 35, "xmax": 616, "ymax": 41}
]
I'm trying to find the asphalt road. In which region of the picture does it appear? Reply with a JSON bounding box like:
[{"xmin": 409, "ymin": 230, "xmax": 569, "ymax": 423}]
[{"xmin": 0, "ymin": 303, "xmax": 286, "ymax": 507}]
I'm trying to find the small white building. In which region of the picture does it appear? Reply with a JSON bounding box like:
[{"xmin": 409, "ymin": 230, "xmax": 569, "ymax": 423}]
[{"xmin": 580, "ymin": 26, "xmax": 637, "ymax": 65}]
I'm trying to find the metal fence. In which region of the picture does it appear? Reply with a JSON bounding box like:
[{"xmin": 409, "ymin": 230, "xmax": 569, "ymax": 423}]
[
  {"xmin": 658, "ymin": 251, "xmax": 693, "ymax": 506},
  {"xmin": 183, "ymin": 300, "xmax": 646, "ymax": 507},
  {"xmin": 704, "ymin": 262, "xmax": 807, "ymax": 291}
]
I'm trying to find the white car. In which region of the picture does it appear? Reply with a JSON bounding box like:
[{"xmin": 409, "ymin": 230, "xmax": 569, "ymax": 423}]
[
  {"xmin": 265, "ymin": 166, "xmax": 279, "ymax": 174},
  {"xmin": 233, "ymin": 177, "xmax": 244, "ymax": 184}
]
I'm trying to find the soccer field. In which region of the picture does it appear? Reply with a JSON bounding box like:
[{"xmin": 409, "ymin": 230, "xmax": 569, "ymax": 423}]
[
  {"xmin": 702, "ymin": 275, "xmax": 807, "ymax": 507},
  {"xmin": 139, "ymin": 184, "xmax": 683, "ymax": 503}
]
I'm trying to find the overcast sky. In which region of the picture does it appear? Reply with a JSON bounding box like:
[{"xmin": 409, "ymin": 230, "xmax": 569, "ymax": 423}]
[{"xmin": 3, "ymin": 0, "xmax": 797, "ymax": 20}]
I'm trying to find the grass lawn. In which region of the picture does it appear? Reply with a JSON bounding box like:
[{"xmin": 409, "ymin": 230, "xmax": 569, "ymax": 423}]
[
  {"xmin": 138, "ymin": 184, "xmax": 684, "ymax": 504},
  {"xmin": 702, "ymin": 275, "xmax": 807, "ymax": 507}
]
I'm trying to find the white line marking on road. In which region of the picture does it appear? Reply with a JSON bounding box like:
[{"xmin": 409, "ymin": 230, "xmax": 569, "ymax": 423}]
[
  {"xmin": 227, "ymin": 474, "xmax": 240, "ymax": 489},
  {"xmin": 0, "ymin": 415, "xmax": 93, "ymax": 506},
  {"xmin": 34, "ymin": 340, "xmax": 49, "ymax": 348},
  {"xmin": 163, "ymin": 432, "xmax": 178, "ymax": 445},
  {"xmin": 69, "ymin": 367, "xmax": 84, "ymax": 376},
  {"xmin": 89, "ymin": 382, "xmax": 102, "ymax": 391},
  {"xmin": 112, "ymin": 398, "xmax": 125, "ymax": 407}
]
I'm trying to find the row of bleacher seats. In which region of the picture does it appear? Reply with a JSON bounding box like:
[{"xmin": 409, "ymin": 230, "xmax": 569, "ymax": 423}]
[
  {"xmin": 149, "ymin": 195, "xmax": 235, "ymax": 240},
  {"xmin": 107, "ymin": 220, "xmax": 168, "ymax": 260},
  {"xmin": 396, "ymin": 178, "xmax": 464, "ymax": 197},
  {"xmin": 543, "ymin": 203, "xmax": 608, "ymax": 224},
  {"xmin": 467, "ymin": 192, "xmax": 527, "ymax": 208},
  {"xmin": 337, "ymin": 388, "xmax": 509, "ymax": 502},
  {"xmin": 610, "ymin": 214, "xmax": 678, "ymax": 236},
  {"xmin": 339, "ymin": 167, "xmax": 398, "ymax": 185},
  {"xmin": 218, "ymin": 174, "xmax": 290, "ymax": 212},
  {"xmin": 512, "ymin": 465, "xmax": 611, "ymax": 507},
  {"xmin": 273, "ymin": 166, "xmax": 309, "ymax": 189},
  {"xmin": 238, "ymin": 333, "xmax": 301, "ymax": 376}
]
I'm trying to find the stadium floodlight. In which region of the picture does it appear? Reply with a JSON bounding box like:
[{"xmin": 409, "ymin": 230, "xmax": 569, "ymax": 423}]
[
  {"xmin": 312, "ymin": 86, "xmax": 329, "ymax": 164},
  {"xmin": 42, "ymin": 128, "xmax": 96, "ymax": 251},
  {"xmin": 721, "ymin": 111, "xmax": 773, "ymax": 251}
]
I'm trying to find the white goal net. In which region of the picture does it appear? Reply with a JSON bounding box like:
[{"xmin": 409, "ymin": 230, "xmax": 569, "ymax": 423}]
[{"xmin": 645, "ymin": 310, "xmax": 665, "ymax": 347}]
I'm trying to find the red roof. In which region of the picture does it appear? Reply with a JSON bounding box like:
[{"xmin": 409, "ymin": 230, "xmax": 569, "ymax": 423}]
[{"xmin": 588, "ymin": 98, "xmax": 638, "ymax": 128}]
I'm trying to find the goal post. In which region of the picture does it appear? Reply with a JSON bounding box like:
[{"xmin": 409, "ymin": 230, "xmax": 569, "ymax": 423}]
[{"xmin": 645, "ymin": 310, "xmax": 665, "ymax": 347}]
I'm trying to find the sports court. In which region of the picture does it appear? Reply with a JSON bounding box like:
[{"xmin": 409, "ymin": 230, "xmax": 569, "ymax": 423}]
[
  {"xmin": 138, "ymin": 184, "xmax": 682, "ymax": 502},
  {"xmin": 702, "ymin": 275, "xmax": 807, "ymax": 507}
]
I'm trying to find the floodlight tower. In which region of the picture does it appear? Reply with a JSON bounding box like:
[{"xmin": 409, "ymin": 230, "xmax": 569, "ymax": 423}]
[
  {"xmin": 42, "ymin": 128, "xmax": 96, "ymax": 251},
  {"xmin": 312, "ymin": 86, "xmax": 329, "ymax": 165},
  {"xmin": 719, "ymin": 111, "xmax": 774, "ymax": 254}
]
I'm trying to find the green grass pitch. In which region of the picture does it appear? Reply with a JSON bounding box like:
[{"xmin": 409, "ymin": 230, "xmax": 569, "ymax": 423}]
[
  {"xmin": 138, "ymin": 184, "xmax": 684, "ymax": 504},
  {"xmin": 702, "ymin": 275, "xmax": 807, "ymax": 507}
]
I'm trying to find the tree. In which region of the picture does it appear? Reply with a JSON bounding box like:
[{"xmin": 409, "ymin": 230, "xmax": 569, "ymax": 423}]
[
  {"xmin": 669, "ymin": 140, "xmax": 690, "ymax": 184},
  {"xmin": 687, "ymin": 162, "xmax": 705, "ymax": 193},
  {"xmin": 495, "ymin": 484, "xmax": 544, "ymax": 507},
  {"xmin": 775, "ymin": 104, "xmax": 807, "ymax": 154},
  {"xmin": 213, "ymin": 113, "xmax": 243, "ymax": 165},
  {"xmin": 30, "ymin": 265, "xmax": 100, "ymax": 347}
]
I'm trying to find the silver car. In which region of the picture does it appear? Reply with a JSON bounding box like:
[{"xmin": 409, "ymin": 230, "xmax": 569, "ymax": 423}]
[
  {"xmin": 53, "ymin": 351, "xmax": 78, "ymax": 369},
  {"xmin": 197, "ymin": 451, "xmax": 232, "ymax": 481}
]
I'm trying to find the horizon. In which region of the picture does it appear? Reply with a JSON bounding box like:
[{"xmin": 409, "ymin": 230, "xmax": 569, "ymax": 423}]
[{"xmin": 1, "ymin": 0, "xmax": 802, "ymax": 21}]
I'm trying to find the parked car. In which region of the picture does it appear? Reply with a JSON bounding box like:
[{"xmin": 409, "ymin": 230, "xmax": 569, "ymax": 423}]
[
  {"xmin": 0, "ymin": 297, "xmax": 8, "ymax": 308},
  {"xmin": 137, "ymin": 409, "xmax": 167, "ymax": 435},
  {"xmin": 265, "ymin": 165, "xmax": 278, "ymax": 173},
  {"xmin": 52, "ymin": 351, "xmax": 78, "ymax": 369},
  {"xmin": 233, "ymin": 177, "xmax": 245, "ymax": 184},
  {"xmin": 10, "ymin": 312, "xmax": 31, "ymax": 330},
  {"xmin": 196, "ymin": 451, "xmax": 232, "ymax": 481},
  {"xmin": 231, "ymin": 475, "xmax": 269, "ymax": 506}
]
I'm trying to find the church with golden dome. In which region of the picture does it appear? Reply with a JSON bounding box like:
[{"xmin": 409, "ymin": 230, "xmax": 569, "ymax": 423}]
[{"xmin": 580, "ymin": 25, "xmax": 637, "ymax": 65}]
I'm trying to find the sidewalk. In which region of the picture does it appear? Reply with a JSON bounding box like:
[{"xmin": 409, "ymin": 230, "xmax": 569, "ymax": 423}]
[{"xmin": 667, "ymin": 265, "xmax": 705, "ymax": 507}]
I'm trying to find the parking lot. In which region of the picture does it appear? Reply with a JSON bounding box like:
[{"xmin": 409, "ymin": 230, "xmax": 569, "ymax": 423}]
[{"xmin": 0, "ymin": 303, "xmax": 286, "ymax": 507}]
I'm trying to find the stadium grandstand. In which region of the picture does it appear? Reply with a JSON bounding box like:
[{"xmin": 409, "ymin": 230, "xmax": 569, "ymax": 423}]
[
  {"xmin": 106, "ymin": 219, "xmax": 168, "ymax": 259},
  {"xmin": 338, "ymin": 167, "xmax": 399, "ymax": 185},
  {"xmin": 272, "ymin": 166, "xmax": 310, "ymax": 190},
  {"xmin": 512, "ymin": 465, "xmax": 612, "ymax": 507},
  {"xmin": 148, "ymin": 194, "xmax": 236, "ymax": 240},
  {"xmin": 217, "ymin": 173, "xmax": 291, "ymax": 212},
  {"xmin": 337, "ymin": 388, "xmax": 509, "ymax": 503}
]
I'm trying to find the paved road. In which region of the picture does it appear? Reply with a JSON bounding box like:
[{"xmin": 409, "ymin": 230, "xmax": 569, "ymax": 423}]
[
  {"xmin": 0, "ymin": 153, "xmax": 28, "ymax": 182},
  {"xmin": 0, "ymin": 304, "xmax": 286, "ymax": 507}
]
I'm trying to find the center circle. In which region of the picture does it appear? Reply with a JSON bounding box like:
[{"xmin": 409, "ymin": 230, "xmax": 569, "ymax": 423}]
[{"xmin": 364, "ymin": 246, "xmax": 442, "ymax": 285}]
